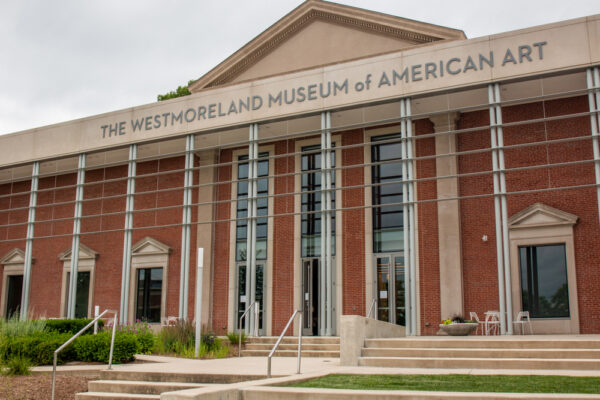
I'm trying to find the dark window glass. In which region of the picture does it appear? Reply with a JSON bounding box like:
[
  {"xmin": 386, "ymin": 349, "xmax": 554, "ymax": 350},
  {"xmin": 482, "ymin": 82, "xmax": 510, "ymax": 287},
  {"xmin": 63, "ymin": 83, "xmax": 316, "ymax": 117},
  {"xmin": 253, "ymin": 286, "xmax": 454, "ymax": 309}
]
[
  {"xmin": 301, "ymin": 145, "xmax": 336, "ymax": 257},
  {"xmin": 236, "ymin": 153, "xmax": 269, "ymax": 261},
  {"xmin": 236, "ymin": 264, "xmax": 264, "ymax": 331},
  {"xmin": 5, "ymin": 275, "xmax": 23, "ymax": 318},
  {"xmin": 371, "ymin": 134, "xmax": 403, "ymax": 253},
  {"xmin": 136, "ymin": 268, "xmax": 163, "ymax": 323},
  {"xmin": 65, "ymin": 271, "xmax": 91, "ymax": 318},
  {"xmin": 519, "ymin": 244, "xmax": 569, "ymax": 318}
]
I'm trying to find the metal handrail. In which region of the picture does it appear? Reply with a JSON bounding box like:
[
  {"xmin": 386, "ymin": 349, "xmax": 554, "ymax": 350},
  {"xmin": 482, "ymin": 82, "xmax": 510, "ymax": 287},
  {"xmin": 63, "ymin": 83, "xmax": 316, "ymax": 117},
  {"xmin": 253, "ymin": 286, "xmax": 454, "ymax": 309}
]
[
  {"xmin": 238, "ymin": 301, "xmax": 256, "ymax": 357},
  {"xmin": 51, "ymin": 309, "xmax": 118, "ymax": 400},
  {"xmin": 267, "ymin": 309, "xmax": 302, "ymax": 378},
  {"xmin": 367, "ymin": 298, "xmax": 377, "ymax": 319}
]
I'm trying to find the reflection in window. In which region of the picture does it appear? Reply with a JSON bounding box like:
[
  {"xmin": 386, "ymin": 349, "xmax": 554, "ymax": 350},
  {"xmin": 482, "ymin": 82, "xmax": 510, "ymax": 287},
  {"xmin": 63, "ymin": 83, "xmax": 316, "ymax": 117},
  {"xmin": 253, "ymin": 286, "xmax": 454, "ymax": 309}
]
[
  {"xmin": 371, "ymin": 134, "xmax": 403, "ymax": 253},
  {"xmin": 236, "ymin": 153, "xmax": 269, "ymax": 261},
  {"xmin": 136, "ymin": 268, "xmax": 163, "ymax": 323},
  {"xmin": 301, "ymin": 145, "xmax": 336, "ymax": 257},
  {"xmin": 519, "ymin": 244, "xmax": 569, "ymax": 318}
]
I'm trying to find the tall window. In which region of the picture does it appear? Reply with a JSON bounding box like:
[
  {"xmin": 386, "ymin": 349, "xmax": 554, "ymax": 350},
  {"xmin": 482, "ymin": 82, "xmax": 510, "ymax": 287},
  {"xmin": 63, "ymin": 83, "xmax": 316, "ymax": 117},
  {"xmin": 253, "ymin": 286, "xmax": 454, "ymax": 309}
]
[
  {"xmin": 64, "ymin": 271, "xmax": 90, "ymax": 318},
  {"xmin": 519, "ymin": 244, "xmax": 569, "ymax": 318},
  {"xmin": 136, "ymin": 267, "xmax": 163, "ymax": 323},
  {"xmin": 235, "ymin": 153, "xmax": 269, "ymax": 261},
  {"xmin": 301, "ymin": 145, "xmax": 335, "ymax": 257},
  {"xmin": 371, "ymin": 134, "xmax": 403, "ymax": 253}
]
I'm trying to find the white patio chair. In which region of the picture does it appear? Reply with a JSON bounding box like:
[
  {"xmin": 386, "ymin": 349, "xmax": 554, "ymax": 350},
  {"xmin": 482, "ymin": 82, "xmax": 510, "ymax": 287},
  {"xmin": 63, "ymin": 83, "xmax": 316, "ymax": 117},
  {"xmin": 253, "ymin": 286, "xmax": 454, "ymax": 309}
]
[
  {"xmin": 469, "ymin": 312, "xmax": 485, "ymax": 335},
  {"xmin": 513, "ymin": 311, "xmax": 533, "ymax": 335},
  {"xmin": 484, "ymin": 311, "xmax": 500, "ymax": 335}
]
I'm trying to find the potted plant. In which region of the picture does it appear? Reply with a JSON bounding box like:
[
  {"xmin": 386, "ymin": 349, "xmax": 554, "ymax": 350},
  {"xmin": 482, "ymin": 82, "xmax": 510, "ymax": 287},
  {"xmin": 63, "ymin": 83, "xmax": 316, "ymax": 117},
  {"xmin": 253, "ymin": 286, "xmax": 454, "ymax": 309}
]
[{"xmin": 439, "ymin": 315, "xmax": 478, "ymax": 336}]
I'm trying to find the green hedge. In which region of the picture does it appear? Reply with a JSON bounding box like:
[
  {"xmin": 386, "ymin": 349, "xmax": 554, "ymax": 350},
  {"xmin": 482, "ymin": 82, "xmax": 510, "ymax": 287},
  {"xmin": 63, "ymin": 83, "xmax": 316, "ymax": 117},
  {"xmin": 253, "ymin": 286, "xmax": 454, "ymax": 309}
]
[
  {"xmin": 74, "ymin": 332, "xmax": 138, "ymax": 363},
  {"xmin": 0, "ymin": 332, "xmax": 74, "ymax": 365},
  {"xmin": 0, "ymin": 330, "xmax": 144, "ymax": 365},
  {"xmin": 44, "ymin": 318, "xmax": 104, "ymax": 335}
]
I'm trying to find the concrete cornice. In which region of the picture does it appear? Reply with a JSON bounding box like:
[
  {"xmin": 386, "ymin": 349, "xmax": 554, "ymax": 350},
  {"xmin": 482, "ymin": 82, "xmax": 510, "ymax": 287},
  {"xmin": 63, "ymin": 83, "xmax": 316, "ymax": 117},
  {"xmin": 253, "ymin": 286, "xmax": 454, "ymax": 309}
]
[{"xmin": 189, "ymin": 0, "xmax": 465, "ymax": 92}]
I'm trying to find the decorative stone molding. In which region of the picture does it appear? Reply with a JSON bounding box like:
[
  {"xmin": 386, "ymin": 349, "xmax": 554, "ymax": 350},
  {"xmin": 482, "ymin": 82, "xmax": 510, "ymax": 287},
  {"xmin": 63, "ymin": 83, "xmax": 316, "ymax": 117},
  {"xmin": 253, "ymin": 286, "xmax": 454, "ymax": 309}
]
[
  {"xmin": 508, "ymin": 202, "xmax": 578, "ymax": 229},
  {"xmin": 0, "ymin": 248, "xmax": 27, "ymax": 266}
]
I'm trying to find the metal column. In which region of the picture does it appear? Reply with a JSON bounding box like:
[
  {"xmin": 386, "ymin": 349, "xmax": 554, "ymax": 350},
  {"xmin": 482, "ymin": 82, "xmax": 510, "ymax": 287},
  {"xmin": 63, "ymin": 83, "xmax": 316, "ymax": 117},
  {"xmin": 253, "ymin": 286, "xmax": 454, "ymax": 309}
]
[
  {"xmin": 246, "ymin": 124, "xmax": 258, "ymax": 335},
  {"xmin": 488, "ymin": 84, "xmax": 511, "ymax": 334},
  {"xmin": 67, "ymin": 154, "xmax": 86, "ymax": 318},
  {"xmin": 586, "ymin": 67, "xmax": 600, "ymax": 225},
  {"xmin": 119, "ymin": 144, "xmax": 137, "ymax": 324},
  {"xmin": 405, "ymin": 99, "xmax": 417, "ymax": 336},
  {"xmin": 20, "ymin": 161, "xmax": 39, "ymax": 320},
  {"xmin": 179, "ymin": 135, "xmax": 194, "ymax": 320},
  {"xmin": 320, "ymin": 111, "xmax": 334, "ymax": 336}
]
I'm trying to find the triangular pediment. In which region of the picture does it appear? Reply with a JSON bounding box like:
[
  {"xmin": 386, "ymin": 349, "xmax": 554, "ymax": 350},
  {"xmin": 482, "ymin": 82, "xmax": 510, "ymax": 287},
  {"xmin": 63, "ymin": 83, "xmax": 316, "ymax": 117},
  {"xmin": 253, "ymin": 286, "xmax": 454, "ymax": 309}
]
[
  {"xmin": 509, "ymin": 203, "xmax": 578, "ymax": 229},
  {"xmin": 189, "ymin": 0, "xmax": 465, "ymax": 91},
  {"xmin": 132, "ymin": 237, "xmax": 172, "ymax": 255},
  {"xmin": 0, "ymin": 248, "xmax": 26, "ymax": 265},
  {"xmin": 58, "ymin": 244, "xmax": 99, "ymax": 261}
]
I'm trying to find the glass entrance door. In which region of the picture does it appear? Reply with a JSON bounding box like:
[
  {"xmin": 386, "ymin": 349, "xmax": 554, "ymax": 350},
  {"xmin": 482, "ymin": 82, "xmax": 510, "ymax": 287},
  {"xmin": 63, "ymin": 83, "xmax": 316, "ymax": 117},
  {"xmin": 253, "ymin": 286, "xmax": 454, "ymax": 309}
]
[
  {"xmin": 302, "ymin": 258, "xmax": 320, "ymax": 336},
  {"xmin": 236, "ymin": 264, "xmax": 265, "ymax": 335},
  {"xmin": 375, "ymin": 255, "xmax": 405, "ymax": 326}
]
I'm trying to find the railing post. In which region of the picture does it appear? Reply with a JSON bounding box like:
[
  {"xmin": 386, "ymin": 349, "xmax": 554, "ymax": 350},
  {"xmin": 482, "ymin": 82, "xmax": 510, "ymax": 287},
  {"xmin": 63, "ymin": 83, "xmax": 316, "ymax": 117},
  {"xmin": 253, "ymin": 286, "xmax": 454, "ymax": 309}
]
[
  {"xmin": 108, "ymin": 312, "xmax": 118, "ymax": 370},
  {"xmin": 297, "ymin": 313, "xmax": 303, "ymax": 374}
]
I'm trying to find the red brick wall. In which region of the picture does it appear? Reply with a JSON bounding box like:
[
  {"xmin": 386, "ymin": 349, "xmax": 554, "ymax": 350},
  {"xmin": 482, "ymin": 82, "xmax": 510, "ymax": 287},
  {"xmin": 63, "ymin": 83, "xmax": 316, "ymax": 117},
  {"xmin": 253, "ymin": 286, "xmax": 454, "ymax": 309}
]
[
  {"xmin": 414, "ymin": 119, "xmax": 441, "ymax": 335},
  {"xmin": 458, "ymin": 96, "xmax": 599, "ymax": 333},
  {"xmin": 211, "ymin": 149, "xmax": 232, "ymax": 334},
  {"xmin": 341, "ymin": 129, "xmax": 365, "ymax": 315},
  {"xmin": 271, "ymin": 140, "xmax": 295, "ymax": 335}
]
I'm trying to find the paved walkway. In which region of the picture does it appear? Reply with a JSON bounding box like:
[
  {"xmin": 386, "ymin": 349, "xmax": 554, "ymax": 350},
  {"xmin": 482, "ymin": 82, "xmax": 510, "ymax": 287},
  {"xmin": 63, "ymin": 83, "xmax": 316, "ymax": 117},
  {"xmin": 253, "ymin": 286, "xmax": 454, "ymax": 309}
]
[{"xmin": 33, "ymin": 353, "xmax": 600, "ymax": 377}]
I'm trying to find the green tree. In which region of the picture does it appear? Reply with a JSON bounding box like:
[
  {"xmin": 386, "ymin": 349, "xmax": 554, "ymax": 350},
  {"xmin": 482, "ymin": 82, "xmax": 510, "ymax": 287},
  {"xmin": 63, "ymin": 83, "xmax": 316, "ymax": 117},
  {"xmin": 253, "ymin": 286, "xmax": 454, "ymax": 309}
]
[{"xmin": 157, "ymin": 80, "xmax": 194, "ymax": 101}]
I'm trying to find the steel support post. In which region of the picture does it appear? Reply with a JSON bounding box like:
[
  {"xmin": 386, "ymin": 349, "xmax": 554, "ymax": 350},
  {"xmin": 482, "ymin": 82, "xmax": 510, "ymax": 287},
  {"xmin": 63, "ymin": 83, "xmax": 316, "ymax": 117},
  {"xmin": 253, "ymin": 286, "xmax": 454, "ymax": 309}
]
[
  {"xmin": 494, "ymin": 83, "xmax": 513, "ymax": 334},
  {"xmin": 488, "ymin": 85, "xmax": 507, "ymax": 334},
  {"xmin": 405, "ymin": 99, "xmax": 417, "ymax": 336},
  {"xmin": 319, "ymin": 113, "xmax": 327, "ymax": 336},
  {"xmin": 119, "ymin": 144, "xmax": 137, "ymax": 324},
  {"xmin": 179, "ymin": 134, "xmax": 194, "ymax": 320},
  {"xmin": 587, "ymin": 68, "xmax": 600, "ymax": 225},
  {"xmin": 325, "ymin": 111, "xmax": 333, "ymax": 336},
  {"xmin": 400, "ymin": 100, "xmax": 411, "ymax": 335},
  {"xmin": 67, "ymin": 154, "xmax": 86, "ymax": 318},
  {"xmin": 246, "ymin": 124, "xmax": 258, "ymax": 335},
  {"xmin": 20, "ymin": 161, "xmax": 39, "ymax": 320}
]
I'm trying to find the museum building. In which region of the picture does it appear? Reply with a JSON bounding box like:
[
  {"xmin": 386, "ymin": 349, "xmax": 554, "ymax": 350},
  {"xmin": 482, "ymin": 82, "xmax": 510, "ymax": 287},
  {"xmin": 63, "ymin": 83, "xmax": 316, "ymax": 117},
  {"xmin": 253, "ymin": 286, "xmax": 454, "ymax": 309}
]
[{"xmin": 1, "ymin": 0, "xmax": 600, "ymax": 337}]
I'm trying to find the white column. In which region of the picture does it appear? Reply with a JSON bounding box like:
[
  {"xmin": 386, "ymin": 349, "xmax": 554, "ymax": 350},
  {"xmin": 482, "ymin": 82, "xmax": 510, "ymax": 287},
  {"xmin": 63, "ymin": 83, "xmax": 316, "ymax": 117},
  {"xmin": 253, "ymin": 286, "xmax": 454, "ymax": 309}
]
[
  {"xmin": 67, "ymin": 154, "xmax": 86, "ymax": 318},
  {"xmin": 406, "ymin": 99, "xmax": 417, "ymax": 336},
  {"xmin": 488, "ymin": 85, "xmax": 507, "ymax": 334},
  {"xmin": 319, "ymin": 113, "xmax": 327, "ymax": 336},
  {"xmin": 586, "ymin": 68, "xmax": 600, "ymax": 225},
  {"xmin": 325, "ymin": 111, "xmax": 333, "ymax": 336},
  {"xmin": 119, "ymin": 144, "xmax": 137, "ymax": 324},
  {"xmin": 179, "ymin": 134, "xmax": 194, "ymax": 320},
  {"xmin": 20, "ymin": 161, "xmax": 39, "ymax": 320}
]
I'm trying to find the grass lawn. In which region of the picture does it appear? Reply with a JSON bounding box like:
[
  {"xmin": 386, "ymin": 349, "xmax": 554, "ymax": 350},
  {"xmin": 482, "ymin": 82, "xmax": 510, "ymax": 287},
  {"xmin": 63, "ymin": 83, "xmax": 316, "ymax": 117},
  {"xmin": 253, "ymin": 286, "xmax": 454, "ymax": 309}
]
[{"xmin": 287, "ymin": 374, "xmax": 600, "ymax": 394}]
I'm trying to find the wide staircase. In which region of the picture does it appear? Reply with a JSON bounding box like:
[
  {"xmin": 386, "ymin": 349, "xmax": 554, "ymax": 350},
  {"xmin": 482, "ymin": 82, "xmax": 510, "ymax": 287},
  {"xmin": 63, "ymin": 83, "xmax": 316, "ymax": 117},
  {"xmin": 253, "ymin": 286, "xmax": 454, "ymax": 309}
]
[
  {"xmin": 359, "ymin": 336, "xmax": 600, "ymax": 370},
  {"xmin": 76, "ymin": 369, "xmax": 263, "ymax": 400},
  {"xmin": 240, "ymin": 336, "xmax": 340, "ymax": 357}
]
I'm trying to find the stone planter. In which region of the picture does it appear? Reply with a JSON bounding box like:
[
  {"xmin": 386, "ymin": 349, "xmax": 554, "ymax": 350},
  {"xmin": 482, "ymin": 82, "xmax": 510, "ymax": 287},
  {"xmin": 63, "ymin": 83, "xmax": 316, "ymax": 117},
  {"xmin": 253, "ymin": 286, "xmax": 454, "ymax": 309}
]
[{"xmin": 438, "ymin": 323, "xmax": 478, "ymax": 336}]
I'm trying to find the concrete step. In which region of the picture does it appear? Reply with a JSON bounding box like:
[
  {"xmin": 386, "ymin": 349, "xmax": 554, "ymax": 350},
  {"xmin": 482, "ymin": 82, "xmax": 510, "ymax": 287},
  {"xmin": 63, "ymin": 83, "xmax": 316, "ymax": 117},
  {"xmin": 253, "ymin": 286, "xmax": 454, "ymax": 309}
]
[
  {"xmin": 361, "ymin": 347, "xmax": 600, "ymax": 359},
  {"xmin": 240, "ymin": 349, "xmax": 340, "ymax": 357},
  {"xmin": 242, "ymin": 386, "xmax": 600, "ymax": 400},
  {"xmin": 87, "ymin": 380, "xmax": 206, "ymax": 395},
  {"xmin": 244, "ymin": 343, "xmax": 340, "ymax": 351},
  {"xmin": 358, "ymin": 356, "xmax": 600, "ymax": 370},
  {"xmin": 76, "ymin": 393, "xmax": 159, "ymax": 400},
  {"xmin": 246, "ymin": 336, "xmax": 340, "ymax": 345},
  {"xmin": 99, "ymin": 369, "xmax": 264, "ymax": 383},
  {"xmin": 364, "ymin": 337, "xmax": 600, "ymax": 349}
]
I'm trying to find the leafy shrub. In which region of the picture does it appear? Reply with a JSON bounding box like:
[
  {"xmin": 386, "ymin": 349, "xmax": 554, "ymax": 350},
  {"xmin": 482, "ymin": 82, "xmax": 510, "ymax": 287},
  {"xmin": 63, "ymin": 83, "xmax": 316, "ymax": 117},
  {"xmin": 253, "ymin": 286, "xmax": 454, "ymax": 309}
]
[
  {"xmin": 2, "ymin": 355, "xmax": 32, "ymax": 376},
  {"xmin": 107, "ymin": 320, "xmax": 155, "ymax": 354},
  {"xmin": 73, "ymin": 331, "xmax": 138, "ymax": 364},
  {"xmin": 0, "ymin": 332, "xmax": 73, "ymax": 365},
  {"xmin": 45, "ymin": 318, "xmax": 104, "ymax": 335},
  {"xmin": 226, "ymin": 331, "xmax": 247, "ymax": 346},
  {"xmin": 0, "ymin": 315, "xmax": 46, "ymax": 337}
]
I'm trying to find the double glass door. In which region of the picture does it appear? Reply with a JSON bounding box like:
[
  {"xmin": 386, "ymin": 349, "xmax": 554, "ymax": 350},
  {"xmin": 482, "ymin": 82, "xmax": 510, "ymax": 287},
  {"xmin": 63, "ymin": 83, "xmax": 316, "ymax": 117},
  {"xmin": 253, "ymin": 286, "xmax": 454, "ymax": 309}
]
[
  {"xmin": 236, "ymin": 264, "xmax": 265, "ymax": 335},
  {"xmin": 302, "ymin": 259, "xmax": 320, "ymax": 336},
  {"xmin": 375, "ymin": 254, "xmax": 405, "ymax": 326}
]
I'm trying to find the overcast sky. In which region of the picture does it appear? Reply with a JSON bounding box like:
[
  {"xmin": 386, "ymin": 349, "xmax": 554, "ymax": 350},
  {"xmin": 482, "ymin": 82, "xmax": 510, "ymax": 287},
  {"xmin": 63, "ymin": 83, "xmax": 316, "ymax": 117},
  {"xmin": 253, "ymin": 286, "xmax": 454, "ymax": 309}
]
[{"xmin": 1, "ymin": 0, "xmax": 599, "ymax": 135}]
